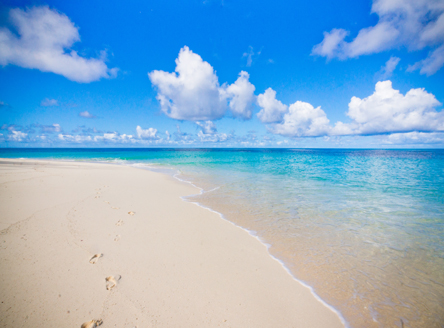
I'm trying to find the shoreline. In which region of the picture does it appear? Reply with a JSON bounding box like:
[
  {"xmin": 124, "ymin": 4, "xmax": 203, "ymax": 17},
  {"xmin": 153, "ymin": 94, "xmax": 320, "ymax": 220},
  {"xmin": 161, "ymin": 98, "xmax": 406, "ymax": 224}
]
[
  {"xmin": 0, "ymin": 158, "xmax": 345, "ymax": 327},
  {"xmin": 170, "ymin": 169, "xmax": 348, "ymax": 327}
]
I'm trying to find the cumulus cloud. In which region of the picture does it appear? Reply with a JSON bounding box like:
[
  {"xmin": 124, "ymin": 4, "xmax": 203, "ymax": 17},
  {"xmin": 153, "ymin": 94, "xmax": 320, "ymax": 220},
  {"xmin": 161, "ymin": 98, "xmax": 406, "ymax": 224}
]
[
  {"xmin": 136, "ymin": 126, "xmax": 158, "ymax": 139},
  {"xmin": 312, "ymin": 0, "xmax": 444, "ymax": 74},
  {"xmin": 0, "ymin": 6, "xmax": 118, "ymax": 82},
  {"xmin": 259, "ymin": 81, "xmax": 443, "ymax": 138},
  {"xmin": 79, "ymin": 111, "xmax": 96, "ymax": 118},
  {"xmin": 225, "ymin": 71, "xmax": 256, "ymax": 119},
  {"xmin": 377, "ymin": 56, "xmax": 400, "ymax": 79},
  {"xmin": 257, "ymin": 88, "xmax": 331, "ymax": 137},
  {"xmin": 333, "ymin": 81, "xmax": 443, "ymax": 135},
  {"xmin": 269, "ymin": 101, "xmax": 331, "ymax": 137},
  {"xmin": 149, "ymin": 46, "xmax": 255, "ymax": 121},
  {"xmin": 257, "ymin": 88, "xmax": 288, "ymax": 123},
  {"xmin": 40, "ymin": 98, "xmax": 59, "ymax": 107}
]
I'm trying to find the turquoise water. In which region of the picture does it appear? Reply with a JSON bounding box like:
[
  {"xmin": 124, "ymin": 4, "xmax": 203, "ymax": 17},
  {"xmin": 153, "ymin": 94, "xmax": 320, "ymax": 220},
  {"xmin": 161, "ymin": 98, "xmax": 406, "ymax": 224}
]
[{"xmin": 1, "ymin": 148, "xmax": 443, "ymax": 327}]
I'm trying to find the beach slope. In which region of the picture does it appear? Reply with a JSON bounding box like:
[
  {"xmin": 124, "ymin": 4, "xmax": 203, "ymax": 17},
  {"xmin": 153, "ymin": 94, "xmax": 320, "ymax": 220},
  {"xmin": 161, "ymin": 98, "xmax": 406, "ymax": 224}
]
[{"xmin": 0, "ymin": 159, "xmax": 344, "ymax": 328}]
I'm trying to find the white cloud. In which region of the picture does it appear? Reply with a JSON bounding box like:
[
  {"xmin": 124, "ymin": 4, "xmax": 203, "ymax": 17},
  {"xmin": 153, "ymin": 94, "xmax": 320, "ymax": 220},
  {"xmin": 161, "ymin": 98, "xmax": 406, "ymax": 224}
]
[
  {"xmin": 311, "ymin": 29, "xmax": 349, "ymax": 60},
  {"xmin": 259, "ymin": 81, "xmax": 443, "ymax": 139},
  {"xmin": 377, "ymin": 56, "xmax": 400, "ymax": 79},
  {"xmin": 79, "ymin": 111, "xmax": 96, "ymax": 118},
  {"xmin": 332, "ymin": 80, "xmax": 443, "ymax": 135},
  {"xmin": 149, "ymin": 46, "xmax": 225, "ymax": 121},
  {"xmin": 225, "ymin": 71, "xmax": 256, "ymax": 119},
  {"xmin": 136, "ymin": 126, "xmax": 158, "ymax": 139},
  {"xmin": 384, "ymin": 132, "xmax": 444, "ymax": 145},
  {"xmin": 407, "ymin": 45, "xmax": 444, "ymax": 76},
  {"xmin": 347, "ymin": 22, "xmax": 399, "ymax": 57},
  {"xmin": 196, "ymin": 121, "xmax": 217, "ymax": 134},
  {"xmin": 9, "ymin": 130, "xmax": 27, "ymax": 141},
  {"xmin": 0, "ymin": 6, "xmax": 118, "ymax": 83},
  {"xmin": 257, "ymin": 88, "xmax": 288, "ymax": 123},
  {"xmin": 269, "ymin": 101, "xmax": 331, "ymax": 137},
  {"xmin": 257, "ymin": 88, "xmax": 331, "ymax": 137},
  {"xmin": 312, "ymin": 0, "xmax": 444, "ymax": 74},
  {"xmin": 40, "ymin": 98, "xmax": 59, "ymax": 106},
  {"xmin": 149, "ymin": 46, "xmax": 255, "ymax": 121}
]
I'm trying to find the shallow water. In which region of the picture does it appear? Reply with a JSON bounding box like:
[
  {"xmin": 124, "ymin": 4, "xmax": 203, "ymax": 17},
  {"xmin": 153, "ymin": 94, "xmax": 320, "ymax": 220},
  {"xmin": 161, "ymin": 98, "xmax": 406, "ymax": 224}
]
[{"xmin": 1, "ymin": 148, "xmax": 443, "ymax": 327}]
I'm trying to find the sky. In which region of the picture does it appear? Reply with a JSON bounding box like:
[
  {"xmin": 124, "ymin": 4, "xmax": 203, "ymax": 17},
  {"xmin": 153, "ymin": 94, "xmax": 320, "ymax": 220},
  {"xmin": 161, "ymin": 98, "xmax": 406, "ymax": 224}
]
[{"xmin": 1, "ymin": 0, "xmax": 444, "ymax": 148}]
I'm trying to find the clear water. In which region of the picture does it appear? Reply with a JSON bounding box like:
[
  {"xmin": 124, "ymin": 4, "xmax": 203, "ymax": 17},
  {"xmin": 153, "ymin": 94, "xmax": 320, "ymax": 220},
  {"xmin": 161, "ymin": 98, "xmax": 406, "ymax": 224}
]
[{"xmin": 1, "ymin": 148, "xmax": 443, "ymax": 327}]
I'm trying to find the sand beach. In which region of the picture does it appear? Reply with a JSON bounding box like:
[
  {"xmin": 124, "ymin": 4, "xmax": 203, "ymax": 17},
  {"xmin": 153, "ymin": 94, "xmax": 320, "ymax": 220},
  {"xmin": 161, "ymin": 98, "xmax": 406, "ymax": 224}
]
[{"xmin": 0, "ymin": 158, "xmax": 344, "ymax": 328}]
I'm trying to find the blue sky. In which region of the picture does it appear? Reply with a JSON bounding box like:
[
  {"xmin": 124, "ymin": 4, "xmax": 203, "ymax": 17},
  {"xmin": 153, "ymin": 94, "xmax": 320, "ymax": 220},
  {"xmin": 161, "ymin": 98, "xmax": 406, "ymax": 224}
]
[{"xmin": 1, "ymin": 0, "xmax": 443, "ymax": 148}]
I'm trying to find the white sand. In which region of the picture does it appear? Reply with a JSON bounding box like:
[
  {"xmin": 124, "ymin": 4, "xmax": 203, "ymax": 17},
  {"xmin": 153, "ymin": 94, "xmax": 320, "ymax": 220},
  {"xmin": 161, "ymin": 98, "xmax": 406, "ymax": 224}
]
[{"xmin": 0, "ymin": 159, "xmax": 344, "ymax": 328}]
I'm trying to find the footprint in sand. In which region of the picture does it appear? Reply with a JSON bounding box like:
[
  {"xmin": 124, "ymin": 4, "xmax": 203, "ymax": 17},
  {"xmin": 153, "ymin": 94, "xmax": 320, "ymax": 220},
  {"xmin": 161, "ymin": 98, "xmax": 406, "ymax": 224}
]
[
  {"xmin": 116, "ymin": 220, "xmax": 124, "ymax": 226},
  {"xmin": 81, "ymin": 319, "xmax": 103, "ymax": 328},
  {"xmin": 105, "ymin": 275, "xmax": 121, "ymax": 290},
  {"xmin": 114, "ymin": 235, "xmax": 121, "ymax": 242},
  {"xmin": 128, "ymin": 211, "xmax": 135, "ymax": 216},
  {"xmin": 89, "ymin": 253, "xmax": 102, "ymax": 264}
]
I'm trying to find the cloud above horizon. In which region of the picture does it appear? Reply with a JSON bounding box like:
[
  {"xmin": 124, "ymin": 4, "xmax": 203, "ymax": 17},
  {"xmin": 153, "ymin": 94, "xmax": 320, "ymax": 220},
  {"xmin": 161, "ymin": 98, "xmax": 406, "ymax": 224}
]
[
  {"xmin": 257, "ymin": 89, "xmax": 331, "ymax": 137},
  {"xmin": 258, "ymin": 81, "xmax": 443, "ymax": 138},
  {"xmin": 136, "ymin": 126, "xmax": 158, "ymax": 139},
  {"xmin": 149, "ymin": 46, "xmax": 255, "ymax": 121},
  {"xmin": 0, "ymin": 6, "xmax": 118, "ymax": 83},
  {"xmin": 312, "ymin": 0, "xmax": 444, "ymax": 75},
  {"xmin": 334, "ymin": 81, "xmax": 443, "ymax": 135}
]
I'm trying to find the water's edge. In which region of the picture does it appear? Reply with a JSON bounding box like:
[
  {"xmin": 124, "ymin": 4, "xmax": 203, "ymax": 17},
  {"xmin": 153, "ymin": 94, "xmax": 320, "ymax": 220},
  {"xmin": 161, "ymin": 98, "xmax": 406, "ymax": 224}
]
[{"xmin": 139, "ymin": 162, "xmax": 349, "ymax": 327}]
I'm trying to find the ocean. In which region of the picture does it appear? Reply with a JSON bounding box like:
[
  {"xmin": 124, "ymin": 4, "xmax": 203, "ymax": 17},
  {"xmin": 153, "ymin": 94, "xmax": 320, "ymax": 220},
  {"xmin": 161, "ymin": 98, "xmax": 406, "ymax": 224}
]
[{"xmin": 1, "ymin": 148, "xmax": 443, "ymax": 327}]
